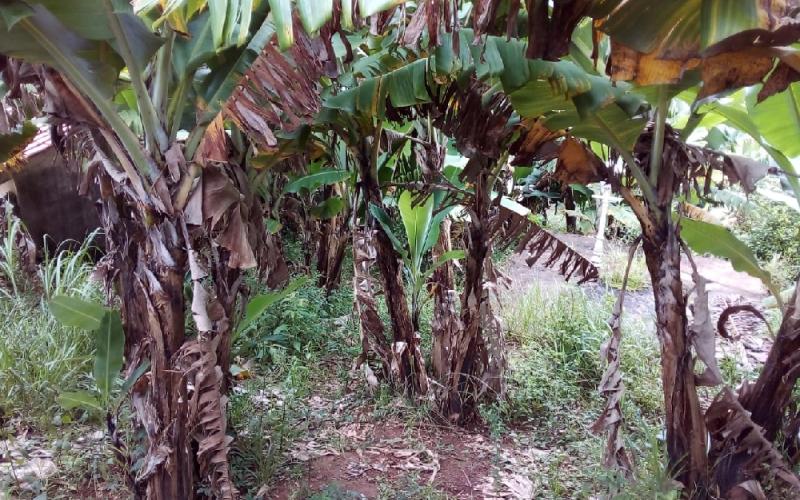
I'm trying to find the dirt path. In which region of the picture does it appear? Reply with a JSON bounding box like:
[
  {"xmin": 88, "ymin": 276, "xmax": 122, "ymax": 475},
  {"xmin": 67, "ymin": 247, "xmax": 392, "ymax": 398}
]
[{"xmin": 503, "ymin": 232, "xmax": 774, "ymax": 365}]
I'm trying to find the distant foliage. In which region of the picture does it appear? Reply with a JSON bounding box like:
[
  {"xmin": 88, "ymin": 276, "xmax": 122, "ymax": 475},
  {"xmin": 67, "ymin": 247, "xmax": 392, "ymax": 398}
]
[{"xmin": 736, "ymin": 198, "xmax": 800, "ymax": 280}]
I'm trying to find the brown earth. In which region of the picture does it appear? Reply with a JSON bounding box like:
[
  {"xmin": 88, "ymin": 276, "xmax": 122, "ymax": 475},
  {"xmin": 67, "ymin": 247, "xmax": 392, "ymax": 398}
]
[{"xmin": 266, "ymin": 233, "xmax": 776, "ymax": 499}]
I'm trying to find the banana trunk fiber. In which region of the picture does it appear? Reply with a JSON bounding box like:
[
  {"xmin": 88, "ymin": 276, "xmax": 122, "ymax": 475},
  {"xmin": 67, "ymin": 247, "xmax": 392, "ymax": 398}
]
[
  {"xmin": 431, "ymin": 217, "xmax": 459, "ymax": 383},
  {"xmin": 642, "ymin": 220, "xmax": 708, "ymax": 494},
  {"xmin": 709, "ymin": 280, "xmax": 800, "ymax": 493},
  {"xmin": 444, "ymin": 160, "xmax": 492, "ymax": 422}
]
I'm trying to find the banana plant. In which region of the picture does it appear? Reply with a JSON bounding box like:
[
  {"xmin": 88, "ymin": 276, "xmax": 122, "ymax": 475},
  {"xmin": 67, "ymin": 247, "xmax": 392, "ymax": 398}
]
[
  {"xmin": 48, "ymin": 294, "xmax": 148, "ymax": 490},
  {"xmin": 370, "ymin": 190, "xmax": 462, "ymax": 331},
  {"xmin": 48, "ymin": 295, "xmax": 132, "ymax": 413},
  {"xmin": 0, "ymin": 1, "xmax": 398, "ymax": 498}
]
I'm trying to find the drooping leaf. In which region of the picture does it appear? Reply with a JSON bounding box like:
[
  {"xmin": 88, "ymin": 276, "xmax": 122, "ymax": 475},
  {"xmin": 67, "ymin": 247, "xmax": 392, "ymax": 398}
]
[
  {"xmin": 284, "ymin": 169, "xmax": 351, "ymax": 194},
  {"xmin": 0, "ymin": 3, "xmax": 123, "ymax": 99},
  {"xmin": 49, "ymin": 295, "xmax": 106, "ymax": 331},
  {"xmin": 200, "ymin": 15, "xmax": 275, "ymax": 118},
  {"xmin": 368, "ymin": 203, "xmax": 406, "ymax": 258},
  {"xmin": 94, "ymin": 310, "xmax": 125, "ymax": 399},
  {"xmin": 236, "ymin": 276, "xmax": 309, "ymax": 335},
  {"xmin": 680, "ymin": 217, "xmax": 782, "ymax": 304},
  {"xmin": 58, "ymin": 390, "xmax": 103, "ymax": 412},
  {"xmin": 309, "ymin": 196, "xmax": 345, "ymax": 219},
  {"xmin": 498, "ymin": 206, "xmax": 599, "ymax": 284}
]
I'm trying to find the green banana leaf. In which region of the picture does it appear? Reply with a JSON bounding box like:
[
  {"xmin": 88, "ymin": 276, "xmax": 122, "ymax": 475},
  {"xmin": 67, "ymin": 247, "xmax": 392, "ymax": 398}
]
[
  {"xmin": 0, "ymin": 121, "xmax": 37, "ymax": 165},
  {"xmin": 49, "ymin": 295, "xmax": 107, "ymax": 331},
  {"xmin": 681, "ymin": 217, "xmax": 783, "ymax": 307},
  {"xmin": 94, "ymin": 311, "xmax": 125, "ymax": 400},
  {"xmin": 284, "ymin": 169, "xmax": 351, "ymax": 194}
]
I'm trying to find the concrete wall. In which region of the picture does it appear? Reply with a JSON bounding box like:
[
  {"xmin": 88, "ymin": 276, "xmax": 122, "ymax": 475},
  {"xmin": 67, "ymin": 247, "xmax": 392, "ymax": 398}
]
[{"xmin": 2, "ymin": 148, "xmax": 100, "ymax": 252}]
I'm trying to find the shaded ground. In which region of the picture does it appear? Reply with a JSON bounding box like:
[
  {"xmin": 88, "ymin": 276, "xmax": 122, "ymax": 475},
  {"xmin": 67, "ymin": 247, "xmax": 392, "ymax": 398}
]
[{"xmin": 263, "ymin": 233, "xmax": 775, "ymax": 499}]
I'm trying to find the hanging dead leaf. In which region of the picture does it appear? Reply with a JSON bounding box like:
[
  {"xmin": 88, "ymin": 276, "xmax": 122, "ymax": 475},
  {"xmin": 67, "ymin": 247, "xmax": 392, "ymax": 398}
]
[
  {"xmin": 554, "ymin": 137, "xmax": 604, "ymax": 185},
  {"xmin": 508, "ymin": 118, "xmax": 565, "ymax": 166},
  {"xmin": 497, "ymin": 206, "xmax": 599, "ymax": 284},
  {"xmin": 218, "ymin": 208, "xmax": 257, "ymax": 269},
  {"xmin": 196, "ymin": 113, "xmax": 228, "ymax": 166},
  {"xmin": 683, "ymin": 246, "xmax": 723, "ymax": 387}
]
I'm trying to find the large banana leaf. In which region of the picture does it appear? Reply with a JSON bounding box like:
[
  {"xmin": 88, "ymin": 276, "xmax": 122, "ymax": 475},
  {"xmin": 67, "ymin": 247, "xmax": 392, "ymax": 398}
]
[
  {"xmin": 593, "ymin": 1, "xmax": 799, "ymax": 97},
  {"xmin": 326, "ymin": 59, "xmax": 431, "ymax": 119},
  {"xmin": 704, "ymin": 100, "xmax": 800, "ymax": 202},
  {"xmin": 0, "ymin": 3, "xmax": 124, "ymax": 99},
  {"xmin": 746, "ymin": 83, "xmax": 800, "ymax": 158},
  {"xmin": 49, "ymin": 295, "xmax": 107, "ymax": 331},
  {"xmin": 323, "ymin": 30, "xmax": 647, "ymax": 149},
  {"xmin": 398, "ymin": 190, "xmax": 434, "ymax": 273},
  {"xmin": 681, "ymin": 217, "xmax": 783, "ymax": 305},
  {"xmin": 595, "ymin": 0, "xmax": 771, "ymax": 54},
  {"xmin": 284, "ymin": 169, "xmax": 351, "ymax": 194}
]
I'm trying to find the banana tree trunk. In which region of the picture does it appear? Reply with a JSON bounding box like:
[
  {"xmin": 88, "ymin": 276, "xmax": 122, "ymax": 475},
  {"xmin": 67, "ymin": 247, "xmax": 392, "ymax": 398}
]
[
  {"xmin": 96, "ymin": 156, "xmax": 251, "ymax": 499},
  {"xmin": 641, "ymin": 217, "xmax": 708, "ymax": 493},
  {"xmin": 357, "ymin": 142, "xmax": 428, "ymax": 394},
  {"xmin": 104, "ymin": 201, "xmax": 195, "ymax": 499},
  {"xmin": 564, "ymin": 188, "xmax": 577, "ymax": 233},
  {"xmin": 431, "ymin": 217, "xmax": 459, "ymax": 383},
  {"xmin": 315, "ymin": 198, "xmax": 348, "ymax": 294},
  {"xmin": 444, "ymin": 158, "xmax": 492, "ymax": 422}
]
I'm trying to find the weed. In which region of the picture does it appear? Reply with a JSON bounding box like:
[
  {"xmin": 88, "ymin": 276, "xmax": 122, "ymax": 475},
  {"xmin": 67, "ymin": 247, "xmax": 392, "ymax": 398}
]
[
  {"xmin": 0, "ymin": 233, "xmax": 100, "ymax": 428},
  {"xmin": 229, "ymin": 358, "xmax": 315, "ymax": 496},
  {"xmin": 601, "ymin": 245, "xmax": 650, "ymax": 292},
  {"xmin": 234, "ymin": 272, "xmax": 356, "ymax": 365},
  {"xmin": 377, "ymin": 473, "xmax": 450, "ymax": 500}
]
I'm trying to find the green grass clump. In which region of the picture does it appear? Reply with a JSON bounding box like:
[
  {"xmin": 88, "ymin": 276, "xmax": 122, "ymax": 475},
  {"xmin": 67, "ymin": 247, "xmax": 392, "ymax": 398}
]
[
  {"xmin": 0, "ymin": 233, "xmax": 101, "ymax": 428},
  {"xmin": 601, "ymin": 246, "xmax": 650, "ymax": 292},
  {"xmin": 500, "ymin": 284, "xmax": 663, "ymax": 426},
  {"xmin": 234, "ymin": 271, "xmax": 356, "ymax": 365}
]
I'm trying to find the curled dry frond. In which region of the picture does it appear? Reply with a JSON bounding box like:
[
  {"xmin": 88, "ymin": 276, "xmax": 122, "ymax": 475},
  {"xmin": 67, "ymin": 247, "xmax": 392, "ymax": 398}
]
[
  {"xmin": 495, "ymin": 206, "xmax": 599, "ymax": 284},
  {"xmin": 592, "ymin": 238, "xmax": 639, "ymax": 474},
  {"xmin": 224, "ymin": 26, "xmax": 325, "ymax": 153},
  {"xmin": 717, "ymin": 304, "xmax": 770, "ymax": 340},
  {"xmin": 176, "ymin": 335, "xmax": 236, "ymax": 500},
  {"xmin": 707, "ymin": 388, "xmax": 800, "ymax": 497}
]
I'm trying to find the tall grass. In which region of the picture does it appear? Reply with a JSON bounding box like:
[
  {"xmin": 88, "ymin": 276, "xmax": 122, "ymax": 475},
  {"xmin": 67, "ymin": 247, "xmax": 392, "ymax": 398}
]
[
  {"xmin": 0, "ymin": 204, "xmax": 31, "ymax": 298},
  {"xmin": 496, "ymin": 284, "xmax": 669, "ymax": 496},
  {"xmin": 502, "ymin": 284, "xmax": 662, "ymax": 421},
  {"xmin": 0, "ymin": 227, "xmax": 101, "ymax": 427}
]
